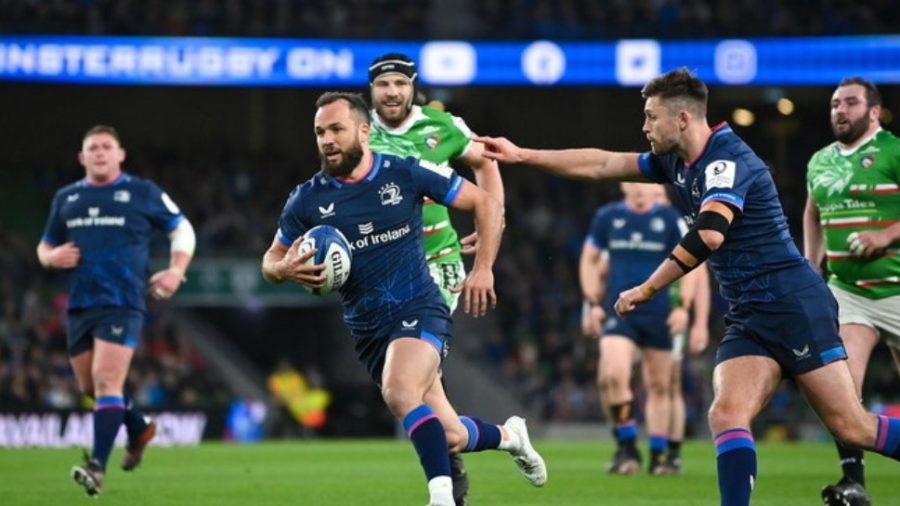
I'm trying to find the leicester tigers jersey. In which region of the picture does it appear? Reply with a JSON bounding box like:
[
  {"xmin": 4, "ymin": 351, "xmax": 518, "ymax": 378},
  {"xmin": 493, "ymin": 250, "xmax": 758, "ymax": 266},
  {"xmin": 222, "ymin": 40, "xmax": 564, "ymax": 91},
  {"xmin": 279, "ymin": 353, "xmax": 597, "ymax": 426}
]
[
  {"xmin": 276, "ymin": 152, "xmax": 465, "ymax": 334},
  {"xmin": 368, "ymin": 105, "xmax": 473, "ymax": 263},
  {"xmin": 807, "ymin": 129, "xmax": 900, "ymax": 298}
]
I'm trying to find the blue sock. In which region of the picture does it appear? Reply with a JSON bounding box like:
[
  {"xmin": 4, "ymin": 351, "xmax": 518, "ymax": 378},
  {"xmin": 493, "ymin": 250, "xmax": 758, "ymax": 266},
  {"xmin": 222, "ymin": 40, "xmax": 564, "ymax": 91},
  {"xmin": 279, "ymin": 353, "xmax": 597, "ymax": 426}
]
[
  {"xmin": 403, "ymin": 404, "xmax": 451, "ymax": 481},
  {"xmin": 459, "ymin": 416, "xmax": 502, "ymax": 452},
  {"xmin": 650, "ymin": 433, "xmax": 668, "ymax": 461},
  {"xmin": 715, "ymin": 428, "xmax": 756, "ymax": 506},
  {"xmin": 122, "ymin": 397, "xmax": 148, "ymax": 440},
  {"xmin": 615, "ymin": 421, "xmax": 638, "ymax": 448},
  {"xmin": 873, "ymin": 415, "xmax": 900, "ymax": 460},
  {"xmin": 92, "ymin": 395, "xmax": 125, "ymax": 471},
  {"xmin": 610, "ymin": 402, "xmax": 637, "ymax": 448}
]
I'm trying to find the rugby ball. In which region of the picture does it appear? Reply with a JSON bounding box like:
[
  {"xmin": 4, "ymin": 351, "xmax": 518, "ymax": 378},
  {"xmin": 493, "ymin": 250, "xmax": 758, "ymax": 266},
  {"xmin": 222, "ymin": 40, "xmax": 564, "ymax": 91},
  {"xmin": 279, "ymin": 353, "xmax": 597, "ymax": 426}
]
[{"xmin": 297, "ymin": 225, "xmax": 352, "ymax": 295}]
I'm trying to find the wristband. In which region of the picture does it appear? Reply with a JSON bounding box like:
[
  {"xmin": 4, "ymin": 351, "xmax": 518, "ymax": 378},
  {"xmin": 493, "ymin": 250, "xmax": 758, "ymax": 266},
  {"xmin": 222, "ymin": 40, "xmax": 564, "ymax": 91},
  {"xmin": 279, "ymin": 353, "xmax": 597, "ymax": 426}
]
[{"xmin": 638, "ymin": 282, "xmax": 658, "ymax": 299}]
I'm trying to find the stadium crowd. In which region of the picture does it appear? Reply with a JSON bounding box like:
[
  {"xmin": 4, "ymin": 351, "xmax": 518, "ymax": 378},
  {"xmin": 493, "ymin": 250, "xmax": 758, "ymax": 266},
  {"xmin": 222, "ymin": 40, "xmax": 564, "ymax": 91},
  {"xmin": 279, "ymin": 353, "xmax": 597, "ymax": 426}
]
[{"xmin": 0, "ymin": 0, "xmax": 894, "ymax": 40}]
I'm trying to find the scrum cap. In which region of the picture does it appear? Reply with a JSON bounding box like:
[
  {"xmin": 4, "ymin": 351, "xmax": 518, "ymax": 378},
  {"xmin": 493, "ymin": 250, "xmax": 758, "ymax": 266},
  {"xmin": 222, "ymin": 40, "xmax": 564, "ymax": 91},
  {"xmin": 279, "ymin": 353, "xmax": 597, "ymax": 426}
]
[{"xmin": 368, "ymin": 53, "xmax": 418, "ymax": 85}]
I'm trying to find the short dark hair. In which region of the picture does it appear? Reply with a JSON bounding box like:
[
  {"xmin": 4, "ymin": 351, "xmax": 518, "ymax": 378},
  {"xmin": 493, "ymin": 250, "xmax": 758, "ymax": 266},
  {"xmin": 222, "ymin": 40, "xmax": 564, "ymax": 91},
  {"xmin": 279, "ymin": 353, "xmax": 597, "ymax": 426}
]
[
  {"xmin": 641, "ymin": 68, "xmax": 708, "ymax": 116},
  {"xmin": 83, "ymin": 125, "xmax": 121, "ymax": 144},
  {"xmin": 838, "ymin": 77, "xmax": 882, "ymax": 107},
  {"xmin": 315, "ymin": 91, "xmax": 370, "ymax": 124}
]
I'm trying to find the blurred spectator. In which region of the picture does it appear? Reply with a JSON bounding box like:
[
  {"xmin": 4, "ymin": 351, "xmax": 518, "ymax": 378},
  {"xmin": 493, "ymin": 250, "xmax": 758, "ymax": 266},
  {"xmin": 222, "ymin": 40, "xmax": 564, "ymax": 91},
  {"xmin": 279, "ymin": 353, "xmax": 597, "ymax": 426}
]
[{"xmin": 266, "ymin": 359, "xmax": 331, "ymax": 437}]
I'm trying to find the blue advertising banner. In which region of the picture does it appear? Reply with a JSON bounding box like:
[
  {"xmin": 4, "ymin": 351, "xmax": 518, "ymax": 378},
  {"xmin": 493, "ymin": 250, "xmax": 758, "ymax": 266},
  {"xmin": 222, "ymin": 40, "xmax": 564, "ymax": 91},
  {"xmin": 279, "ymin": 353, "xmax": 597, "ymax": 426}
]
[{"xmin": 0, "ymin": 35, "xmax": 898, "ymax": 87}]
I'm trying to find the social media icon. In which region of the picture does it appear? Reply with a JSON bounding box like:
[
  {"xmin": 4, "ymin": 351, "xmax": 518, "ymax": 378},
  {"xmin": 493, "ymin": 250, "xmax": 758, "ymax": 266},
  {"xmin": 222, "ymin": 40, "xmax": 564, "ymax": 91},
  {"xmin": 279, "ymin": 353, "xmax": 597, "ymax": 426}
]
[
  {"xmin": 715, "ymin": 40, "xmax": 757, "ymax": 84},
  {"xmin": 615, "ymin": 40, "xmax": 660, "ymax": 86},
  {"xmin": 522, "ymin": 41, "xmax": 566, "ymax": 85},
  {"xmin": 420, "ymin": 42, "xmax": 476, "ymax": 85}
]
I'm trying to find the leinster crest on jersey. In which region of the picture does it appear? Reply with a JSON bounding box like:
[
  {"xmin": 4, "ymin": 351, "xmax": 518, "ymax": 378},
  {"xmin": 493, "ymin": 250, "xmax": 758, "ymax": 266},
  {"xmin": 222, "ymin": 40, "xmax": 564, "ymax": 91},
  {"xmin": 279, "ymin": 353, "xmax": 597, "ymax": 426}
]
[{"xmin": 379, "ymin": 182, "xmax": 403, "ymax": 206}]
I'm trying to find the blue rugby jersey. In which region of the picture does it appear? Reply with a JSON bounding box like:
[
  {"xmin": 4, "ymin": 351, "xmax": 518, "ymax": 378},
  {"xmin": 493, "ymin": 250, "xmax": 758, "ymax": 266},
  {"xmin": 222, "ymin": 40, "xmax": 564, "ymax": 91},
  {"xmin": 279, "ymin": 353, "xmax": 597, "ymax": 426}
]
[
  {"xmin": 276, "ymin": 152, "xmax": 464, "ymax": 334},
  {"xmin": 41, "ymin": 173, "xmax": 185, "ymax": 311},
  {"xmin": 638, "ymin": 123, "xmax": 820, "ymax": 305},
  {"xmin": 588, "ymin": 201, "xmax": 685, "ymax": 316}
]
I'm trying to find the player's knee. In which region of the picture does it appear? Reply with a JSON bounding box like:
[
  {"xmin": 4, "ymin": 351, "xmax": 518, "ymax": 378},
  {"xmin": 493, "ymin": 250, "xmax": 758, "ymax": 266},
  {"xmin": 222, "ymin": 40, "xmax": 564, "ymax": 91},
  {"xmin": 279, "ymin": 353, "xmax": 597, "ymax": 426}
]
[
  {"xmin": 91, "ymin": 371, "xmax": 123, "ymax": 396},
  {"xmin": 381, "ymin": 384, "xmax": 423, "ymax": 417},
  {"xmin": 445, "ymin": 425, "xmax": 467, "ymax": 452},
  {"xmin": 598, "ymin": 371, "xmax": 628, "ymax": 394},
  {"xmin": 707, "ymin": 399, "xmax": 749, "ymax": 433},
  {"xmin": 824, "ymin": 412, "xmax": 870, "ymax": 448},
  {"xmin": 645, "ymin": 378, "xmax": 671, "ymax": 399}
]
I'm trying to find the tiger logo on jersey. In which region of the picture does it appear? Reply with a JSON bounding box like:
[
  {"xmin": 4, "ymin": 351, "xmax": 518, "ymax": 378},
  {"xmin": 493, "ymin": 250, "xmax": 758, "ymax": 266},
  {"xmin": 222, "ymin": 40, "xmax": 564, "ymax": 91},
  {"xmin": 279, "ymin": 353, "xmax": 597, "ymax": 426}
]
[{"xmin": 809, "ymin": 148, "xmax": 854, "ymax": 197}]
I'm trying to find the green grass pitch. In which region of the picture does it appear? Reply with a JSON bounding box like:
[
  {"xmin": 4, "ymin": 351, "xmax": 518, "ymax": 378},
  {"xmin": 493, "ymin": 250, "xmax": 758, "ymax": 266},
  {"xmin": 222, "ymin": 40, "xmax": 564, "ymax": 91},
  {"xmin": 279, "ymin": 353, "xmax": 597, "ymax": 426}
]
[{"xmin": 1, "ymin": 439, "xmax": 897, "ymax": 505}]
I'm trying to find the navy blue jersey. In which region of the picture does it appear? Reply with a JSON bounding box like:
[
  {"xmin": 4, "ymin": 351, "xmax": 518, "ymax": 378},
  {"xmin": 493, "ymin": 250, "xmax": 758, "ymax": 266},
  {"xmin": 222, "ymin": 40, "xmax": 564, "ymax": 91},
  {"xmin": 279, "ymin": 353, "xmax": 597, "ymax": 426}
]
[
  {"xmin": 638, "ymin": 123, "xmax": 820, "ymax": 305},
  {"xmin": 41, "ymin": 173, "xmax": 185, "ymax": 311},
  {"xmin": 588, "ymin": 201, "xmax": 686, "ymax": 315},
  {"xmin": 276, "ymin": 152, "xmax": 464, "ymax": 334}
]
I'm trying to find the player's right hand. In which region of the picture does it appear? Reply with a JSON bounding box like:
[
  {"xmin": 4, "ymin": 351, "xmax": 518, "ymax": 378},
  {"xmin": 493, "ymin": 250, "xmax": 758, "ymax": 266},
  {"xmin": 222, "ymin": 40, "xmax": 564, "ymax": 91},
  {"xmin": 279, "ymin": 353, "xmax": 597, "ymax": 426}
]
[
  {"xmin": 580, "ymin": 301, "xmax": 605, "ymax": 337},
  {"xmin": 47, "ymin": 242, "xmax": 80, "ymax": 269},
  {"xmin": 473, "ymin": 135, "xmax": 527, "ymax": 164},
  {"xmin": 279, "ymin": 238, "xmax": 326, "ymax": 288}
]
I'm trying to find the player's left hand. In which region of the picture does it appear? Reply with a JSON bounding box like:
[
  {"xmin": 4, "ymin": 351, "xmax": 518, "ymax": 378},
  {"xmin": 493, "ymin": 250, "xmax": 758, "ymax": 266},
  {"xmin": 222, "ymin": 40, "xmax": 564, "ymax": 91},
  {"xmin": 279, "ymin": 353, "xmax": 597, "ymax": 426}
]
[
  {"xmin": 847, "ymin": 230, "xmax": 892, "ymax": 258},
  {"xmin": 452, "ymin": 267, "xmax": 496, "ymax": 317},
  {"xmin": 614, "ymin": 285, "xmax": 651, "ymax": 317},
  {"xmin": 148, "ymin": 267, "xmax": 185, "ymax": 300}
]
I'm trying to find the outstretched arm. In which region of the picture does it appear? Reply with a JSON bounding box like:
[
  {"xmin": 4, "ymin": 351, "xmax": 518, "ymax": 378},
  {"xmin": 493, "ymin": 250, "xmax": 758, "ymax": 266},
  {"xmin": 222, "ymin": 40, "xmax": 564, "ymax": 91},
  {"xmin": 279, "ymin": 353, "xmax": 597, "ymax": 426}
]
[{"xmin": 474, "ymin": 135, "xmax": 650, "ymax": 182}]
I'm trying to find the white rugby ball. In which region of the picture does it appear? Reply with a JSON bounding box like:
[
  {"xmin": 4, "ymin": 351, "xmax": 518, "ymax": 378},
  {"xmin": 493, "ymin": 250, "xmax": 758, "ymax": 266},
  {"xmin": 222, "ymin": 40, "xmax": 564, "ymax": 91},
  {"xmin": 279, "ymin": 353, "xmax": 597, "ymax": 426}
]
[{"xmin": 297, "ymin": 225, "xmax": 352, "ymax": 295}]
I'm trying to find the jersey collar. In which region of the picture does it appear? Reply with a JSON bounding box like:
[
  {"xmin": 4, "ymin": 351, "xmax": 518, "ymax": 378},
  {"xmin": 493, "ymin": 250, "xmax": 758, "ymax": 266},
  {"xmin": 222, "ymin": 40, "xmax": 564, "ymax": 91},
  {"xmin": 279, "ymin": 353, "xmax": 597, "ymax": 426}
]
[
  {"xmin": 837, "ymin": 127, "xmax": 883, "ymax": 156},
  {"xmin": 371, "ymin": 105, "xmax": 426, "ymax": 135},
  {"xmin": 685, "ymin": 122, "xmax": 732, "ymax": 169},
  {"xmin": 79, "ymin": 172, "xmax": 130, "ymax": 187},
  {"xmin": 322, "ymin": 152, "xmax": 383, "ymax": 188}
]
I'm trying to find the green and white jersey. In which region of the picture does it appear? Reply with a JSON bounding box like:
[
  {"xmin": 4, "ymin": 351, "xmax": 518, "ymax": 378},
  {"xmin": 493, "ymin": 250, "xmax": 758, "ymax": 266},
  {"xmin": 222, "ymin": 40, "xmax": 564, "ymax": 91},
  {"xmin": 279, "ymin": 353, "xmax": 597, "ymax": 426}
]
[
  {"xmin": 369, "ymin": 105, "xmax": 473, "ymax": 264},
  {"xmin": 807, "ymin": 129, "xmax": 900, "ymax": 298}
]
